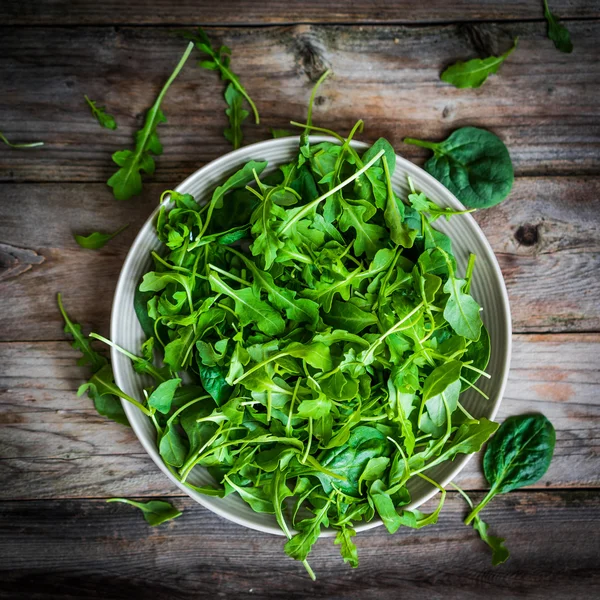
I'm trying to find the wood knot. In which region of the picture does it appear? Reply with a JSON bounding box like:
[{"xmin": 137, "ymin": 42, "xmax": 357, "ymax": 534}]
[
  {"xmin": 514, "ymin": 224, "xmax": 539, "ymax": 247},
  {"xmin": 291, "ymin": 27, "xmax": 330, "ymax": 82},
  {"xmin": 0, "ymin": 242, "xmax": 45, "ymax": 282}
]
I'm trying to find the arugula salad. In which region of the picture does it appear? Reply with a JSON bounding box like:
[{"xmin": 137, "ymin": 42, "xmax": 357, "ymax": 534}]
[{"xmin": 95, "ymin": 105, "xmax": 505, "ymax": 577}]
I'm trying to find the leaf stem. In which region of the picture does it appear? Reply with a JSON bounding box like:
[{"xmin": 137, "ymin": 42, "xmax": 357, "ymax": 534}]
[
  {"xmin": 403, "ymin": 137, "xmax": 440, "ymax": 152},
  {"xmin": 464, "ymin": 486, "xmax": 498, "ymax": 525}
]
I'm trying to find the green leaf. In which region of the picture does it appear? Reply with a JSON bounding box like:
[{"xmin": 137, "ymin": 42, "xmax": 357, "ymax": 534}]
[
  {"xmin": 57, "ymin": 293, "xmax": 107, "ymax": 372},
  {"xmin": 187, "ymin": 27, "xmax": 260, "ymax": 124},
  {"xmin": 159, "ymin": 424, "xmax": 188, "ymax": 467},
  {"xmin": 84, "ymin": 95, "xmax": 117, "ymax": 130},
  {"xmin": 199, "ymin": 364, "xmax": 232, "ymax": 405},
  {"xmin": 443, "ymin": 272, "xmax": 483, "ymax": 341},
  {"xmin": 106, "ymin": 498, "xmax": 182, "ymax": 526},
  {"xmin": 107, "ymin": 42, "xmax": 193, "ymax": 200},
  {"xmin": 148, "ymin": 378, "xmax": 181, "ymax": 414},
  {"xmin": 543, "ymin": 0, "xmax": 573, "ymax": 53},
  {"xmin": 74, "ymin": 225, "xmax": 128, "ymax": 250},
  {"xmin": 208, "ymin": 272, "xmax": 285, "ymax": 336},
  {"xmin": 339, "ymin": 198, "xmax": 387, "ymax": 258},
  {"xmin": 484, "ymin": 415, "xmax": 556, "ymax": 495},
  {"xmin": 441, "ymin": 39, "xmax": 518, "ymax": 89},
  {"xmin": 404, "ymin": 127, "xmax": 514, "ymax": 209},
  {"xmin": 284, "ymin": 497, "xmax": 332, "ymax": 562},
  {"xmin": 323, "ymin": 300, "xmax": 377, "ymax": 334},
  {"xmin": 297, "ymin": 397, "xmax": 332, "ymax": 420},
  {"xmin": 334, "ymin": 527, "xmax": 359, "ymax": 568},
  {"xmin": 224, "ymin": 83, "xmax": 248, "ymax": 149}
]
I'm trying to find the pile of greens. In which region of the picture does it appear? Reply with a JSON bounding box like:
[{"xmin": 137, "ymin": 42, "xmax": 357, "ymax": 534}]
[{"xmin": 95, "ymin": 103, "xmax": 513, "ymax": 576}]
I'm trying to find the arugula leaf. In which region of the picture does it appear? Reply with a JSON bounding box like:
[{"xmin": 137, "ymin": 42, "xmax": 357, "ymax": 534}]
[
  {"xmin": 224, "ymin": 83, "xmax": 248, "ymax": 149},
  {"xmin": 441, "ymin": 39, "xmax": 518, "ymax": 89},
  {"xmin": 334, "ymin": 527, "xmax": 359, "ymax": 568},
  {"xmin": 404, "ymin": 127, "xmax": 514, "ymax": 209},
  {"xmin": 57, "ymin": 293, "xmax": 107, "ymax": 372},
  {"xmin": 0, "ymin": 131, "xmax": 43, "ymax": 148},
  {"xmin": 185, "ymin": 27, "xmax": 259, "ymax": 124},
  {"xmin": 107, "ymin": 42, "xmax": 194, "ymax": 200},
  {"xmin": 543, "ymin": 0, "xmax": 573, "ymax": 53},
  {"xmin": 84, "ymin": 95, "xmax": 117, "ymax": 130},
  {"xmin": 106, "ymin": 498, "xmax": 182, "ymax": 526},
  {"xmin": 74, "ymin": 224, "xmax": 128, "ymax": 250}
]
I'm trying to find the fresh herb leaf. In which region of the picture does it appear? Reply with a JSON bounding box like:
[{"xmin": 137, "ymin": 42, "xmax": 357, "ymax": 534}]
[
  {"xmin": 441, "ymin": 39, "xmax": 518, "ymax": 89},
  {"xmin": 224, "ymin": 83, "xmax": 249, "ymax": 149},
  {"xmin": 543, "ymin": 0, "xmax": 573, "ymax": 53},
  {"xmin": 404, "ymin": 127, "xmax": 514, "ymax": 208},
  {"xmin": 106, "ymin": 498, "xmax": 182, "ymax": 526},
  {"xmin": 74, "ymin": 224, "xmax": 128, "ymax": 250},
  {"xmin": 84, "ymin": 95, "xmax": 117, "ymax": 130},
  {"xmin": 107, "ymin": 42, "xmax": 194, "ymax": 200}
]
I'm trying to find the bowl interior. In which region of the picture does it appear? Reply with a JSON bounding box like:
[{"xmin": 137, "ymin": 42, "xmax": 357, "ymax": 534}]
[{"xmin": 111, "ymin": 136, "xmax": 511, "ymax": 536}]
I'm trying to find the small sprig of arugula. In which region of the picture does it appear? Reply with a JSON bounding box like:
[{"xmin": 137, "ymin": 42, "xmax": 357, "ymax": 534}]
[{"xmin": 58, "ymin": 70, "xmax": 555, "ymax": 577}]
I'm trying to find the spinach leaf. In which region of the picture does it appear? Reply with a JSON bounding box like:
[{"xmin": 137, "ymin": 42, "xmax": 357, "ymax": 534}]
[
  {"xmin": 148, "ymin": 378, "xmax": 182, "ymax": 414},
  {"xmin": 543, "ymin": 0, "xmax": 573, "ymax": 53},
  {"xmin": 106, "ymin": 498, "xmax": 182, "ymax": 526},
  {"xmin": 441, "ymin": 39, "xmax": 518, "ymax": 89},
  {"xmin": 404, "ymin": 127, "xmax": 514, "ymax": 209},
  {"xmin": 465, "ymin": 414, "xmax": 556, "ymax": 524},
  {"xmin": 74, "ymin": 224, "xmax": 128, "ymax": 250},
  {"xmin": 84, "ymin": 95, "xmax": 117, "ymax": 130},
  {"xmin": 108, "ymin": 42, "xmax": 194, "ymax": 200}
]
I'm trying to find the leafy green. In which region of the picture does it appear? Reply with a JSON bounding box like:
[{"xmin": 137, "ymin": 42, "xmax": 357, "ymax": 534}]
[
  {"xmin": 74, "ymin": 225, "xmax": 128, "ymax": 250},
  {"xmin": 107, "ymin": 42, "xmax": 194, "ymax": 200},
  {"xmin": 453, "ymin": 483, "xmax": 510, "ymax": 566},
  {"xmin": 84, "ymin": 95, "xmax": 117, "ymax": 130},
  {"xmin": 404, "ymin": 127, "xmax": 514, "ymax": 209},
  {"xmin": 441, "ymin": 39, "xmax": 518, "ymax": 89},
  {"xmin": 465, "ymin": 414, "xmax": 556, "ymax": 525},
  {"xmin": 184, "ymin": 27, "xmax": 259, "ymax": 147},
  {"xmin": 224, "ymin": 83, "xmax": 248, "ymax": 149},
  {"xmin": 106, "ymin": 498, "xmax": 182, "ymax": 526},
  {"xmin": 57, "ymin": 293, "xmax": 129, "ymax": 426},
  {"xmin": 0, "ymin": 131, "xmax": 44, "ymax": 148},
  {"xmin": 543, "ymin": 0, "xmax": 573, "ymax": 53},
  {"xmin": 96, "ymin": 109, "xmax": 506, "ymax": 578}
]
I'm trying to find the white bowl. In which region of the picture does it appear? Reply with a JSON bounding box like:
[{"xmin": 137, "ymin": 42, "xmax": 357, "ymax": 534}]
[{"xmin": 111, "ymin": 136, "xmax": 511, "ymax": 536}]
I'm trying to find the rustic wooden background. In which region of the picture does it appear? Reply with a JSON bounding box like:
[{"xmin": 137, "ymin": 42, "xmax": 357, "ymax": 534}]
[{"xmin": 1, "ymin": 1, "xmax": 599, "ymax": 598}]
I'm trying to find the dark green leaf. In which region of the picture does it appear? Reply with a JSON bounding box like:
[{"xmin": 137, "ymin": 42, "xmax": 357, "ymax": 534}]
[
  {"xmin": 543, "ymin": 0, "xmax": 573, "ymax": 53},
  {"xmin": 404, "ymin": 127, "xmax": 514, "ymax": 209}
]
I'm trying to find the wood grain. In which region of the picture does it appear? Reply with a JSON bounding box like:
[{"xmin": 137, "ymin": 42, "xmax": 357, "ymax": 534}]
[
  {"xmin": 2, "ymin": 0, "xmax": 599, "ymax": 26},
  {"xmin": 1, "ymin": 334, "xmax": 598, "ymax": 500},
  {"xmin": 0, "ymin": 491, "xmax": 599, "ymax": 599},
  {"xmin": 1, "ymin": 22, "xmax": 599, "ymax": 184},
  {"xmin": 1, "ymin": 176, "xmax": 598, "ymax": 342}
]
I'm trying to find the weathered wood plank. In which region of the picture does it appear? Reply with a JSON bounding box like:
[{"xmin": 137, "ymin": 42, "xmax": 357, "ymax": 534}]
[
  {"xmin": 2, "ymin": 0, "xmax": 599, "ymax": 26},
  {"xmin": 1, "ymin": 335, "xmax": 598, "ymax": 500},
  {"xmin": 1, "ymin": 176, "xmax": 598, "ymax": 342},
  {"xmin": 0, "ymin": 491, "xmax": 598, "ymax": 599},
  {"xmin": 1, "ymin": 22, "xmax": 599, "ymax": 183}
]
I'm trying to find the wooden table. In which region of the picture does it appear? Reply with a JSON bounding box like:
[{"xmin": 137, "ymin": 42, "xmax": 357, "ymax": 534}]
[{"xmin": 1, "ymin": 1, "xmax": 599, "ymax": 598}]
